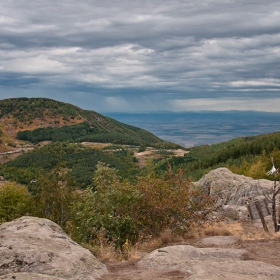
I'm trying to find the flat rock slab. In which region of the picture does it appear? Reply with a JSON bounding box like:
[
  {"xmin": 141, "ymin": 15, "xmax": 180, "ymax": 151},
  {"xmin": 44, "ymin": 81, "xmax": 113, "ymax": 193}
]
[
  {"xmin": 0, "ymin": 216, "xmax": 108, "ymax": 280},
  {"xmin": 138, "ymin": 245, "xmax": 280, "ymax": 280},
  {"xmin": 201, "ymin": 236, "xmax": 240, "ymax": 246}
]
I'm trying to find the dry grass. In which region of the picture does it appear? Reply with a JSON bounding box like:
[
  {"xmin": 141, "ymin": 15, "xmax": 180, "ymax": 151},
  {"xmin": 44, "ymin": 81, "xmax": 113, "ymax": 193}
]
[
  {"xmin": 81, "ymin": 241, "xmax": 120, "ymax": 262},
  {"xmin": 145, "ymin": 220, "xmax": 280, "ymax": 248},
  {"xmin": 194, "ymin": 219, "xmax": 280, "ymax": 241},
  {"xmin": 183, "ymin": 222, "xmax": 232, "ymax": 240},
  {"xmin": 82, "ymin": 220, "xmax": 280, "ymax": 262},
  {"xmin": 154, "ymin": 229, "xmax": 184, "ymax": 247}
]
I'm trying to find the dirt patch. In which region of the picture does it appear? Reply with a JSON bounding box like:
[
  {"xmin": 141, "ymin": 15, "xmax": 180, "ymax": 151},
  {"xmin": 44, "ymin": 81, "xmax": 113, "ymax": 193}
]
[
  {"xmin": 173, "ymin": 149, "xmax": 189, "ymax": 157},
  {"xmin": 134, "ymin": 150, "xmax": 154, "ymax": 168},
  {"xmin": 134, "ymin": 149, "xmax": 188, "ymax": 168},
  {"xmin": 240, "ymin": 239, "xmax": 280, "ymax": 266},
  {"xmin": 81, "ymin": 142, "xmax": 111, "ymax": 149},
  {"xmin": 0, "ymin": 146, "xmax": 35, "ymax": 165},
  {"xmin": 0, "ymin": 150, "xmax": 23, "ymax": 165}
]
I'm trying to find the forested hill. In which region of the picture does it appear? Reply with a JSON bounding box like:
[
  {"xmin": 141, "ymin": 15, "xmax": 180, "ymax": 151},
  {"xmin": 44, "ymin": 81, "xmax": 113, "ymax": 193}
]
[
  {"xmin": 151, "ymin": 131, "xmax": 280, "ymax": 180},
  {"xmin": 0, "ymin": 97, "xmax": 181, "ymax": 149}
]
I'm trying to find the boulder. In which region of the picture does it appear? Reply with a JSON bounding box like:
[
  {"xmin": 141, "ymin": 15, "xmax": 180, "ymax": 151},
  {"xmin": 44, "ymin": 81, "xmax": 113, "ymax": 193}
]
[
  {"xmin": 196, "ymin": 168, "xmax": 273, "ymax": 206},
  {"xmin": 0, "ymin": 216, "xmax": 108, "ymax": 280},
  {"xmin": 222, "ymin": 205, "xmax": 250, "ymax": 221},
  {"xmin": 138, "ymin": 245, "xmax": 280, "ymax": 280}
]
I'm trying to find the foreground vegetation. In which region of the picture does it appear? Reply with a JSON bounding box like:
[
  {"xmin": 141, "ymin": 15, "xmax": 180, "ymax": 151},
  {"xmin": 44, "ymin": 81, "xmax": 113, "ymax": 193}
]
[{"xmin": 0, "ymin": 162, "xmax": 213, "ymax": 257}]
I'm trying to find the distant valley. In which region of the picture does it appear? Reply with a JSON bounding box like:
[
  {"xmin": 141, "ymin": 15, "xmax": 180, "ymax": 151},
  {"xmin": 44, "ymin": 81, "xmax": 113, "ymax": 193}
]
[{"xmin": 105, "ymin": 111, "xmax": 280, "ymax": 147}]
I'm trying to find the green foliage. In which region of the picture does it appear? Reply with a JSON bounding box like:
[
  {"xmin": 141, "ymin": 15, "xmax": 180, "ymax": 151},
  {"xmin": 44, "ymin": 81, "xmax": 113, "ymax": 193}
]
[
  {"xmin": 0, "ymin": 141, "xmax": 140, "ymax": 188},
  {"xmin": 1, "ymin": 167, "xmax": 45, "ymax": 185},
  {"xmin": 16, "ymin": 122, "xmax": 178, "ymax": 148},
  {"xmin": 71, "ymin": 163, "xmax": 141, "ymax": 249},
  {"xmin": 17, "ymin": 123, "xmax": 93, "ymax": 143},
  {"xmin": 70, "ymin": 163, "xmax": 212, "ymax": 251},
  {"xmin": 7, "ymin": 152, "xmax": 58, "ymax": 169},
  {"xmin": 0, "ymin": 182, "xmax": 32, "ymax": 222},
  {"xmin": 138, "ymin": 145, "xmax": 146, "ymax": 153},
  {"xmin": 0, "ymin": 97, "xmax": 80, "ymax": 123},
  {"xmin": 151, "ymin": 132, "xmax": 280, "ymax": 180},
  {"xmin": 93, "ymin": 162, "xmax": 120, "ymax": 191},
  {"xmin": 32, "ymin": 167, "xmax": 76, "ymax": 227},
  {"xmin": 135, "ymin": 168, "xmax": 213, "ymax": 237},
  {"xmin": 232, "ymin": 148, "xmax": 280, "ymax": 179}
]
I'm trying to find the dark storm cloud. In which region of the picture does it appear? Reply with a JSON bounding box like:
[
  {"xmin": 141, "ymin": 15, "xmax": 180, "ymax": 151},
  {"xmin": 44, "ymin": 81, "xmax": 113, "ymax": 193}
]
[{"xmin": 0, "ymin": 0, "xmax": 280, "ymax": 112}]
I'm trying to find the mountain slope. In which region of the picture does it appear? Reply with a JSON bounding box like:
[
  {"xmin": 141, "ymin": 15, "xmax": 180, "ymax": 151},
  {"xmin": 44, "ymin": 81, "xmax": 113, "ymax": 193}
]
[
  {"xmin": 0, "ymin": 97, "xmax": 181, "ymax": 150},
  {"xmin": 151, "ymin": 130, "xmax": 280, "ymax": 180}
]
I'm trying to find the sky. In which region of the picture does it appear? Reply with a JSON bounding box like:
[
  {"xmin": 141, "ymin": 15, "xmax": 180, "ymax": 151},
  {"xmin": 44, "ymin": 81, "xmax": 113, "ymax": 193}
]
[{"xmin": 0, "ymin": 0, "xmax": 280, "ymax": 113}]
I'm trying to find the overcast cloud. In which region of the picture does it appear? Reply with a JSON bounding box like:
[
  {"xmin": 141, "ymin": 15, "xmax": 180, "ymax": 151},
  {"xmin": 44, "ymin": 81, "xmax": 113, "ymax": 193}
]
[{"xmin": 0, "ymin": 0, "xmax": 279, "ymax": 112}]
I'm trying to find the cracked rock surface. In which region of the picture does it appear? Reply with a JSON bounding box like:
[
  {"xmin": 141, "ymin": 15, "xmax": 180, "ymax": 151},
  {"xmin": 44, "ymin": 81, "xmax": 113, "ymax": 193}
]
[{"xmin": 0, "ymin": 216, "xmax": 108, "ymax": 280}]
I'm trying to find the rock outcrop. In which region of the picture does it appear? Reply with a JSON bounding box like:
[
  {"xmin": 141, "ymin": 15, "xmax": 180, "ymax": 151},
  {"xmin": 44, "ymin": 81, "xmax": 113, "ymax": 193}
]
[
  {"xmin": 196, "ymin": 168, "xmax": 273, "ymax": 206},
  {"xmin": 138, "ymin": 244, "xmax": 280, "ymax": 280},
  {"xmin": 0, "ymin": 216, "xmax": 108, "ymax": 280}
]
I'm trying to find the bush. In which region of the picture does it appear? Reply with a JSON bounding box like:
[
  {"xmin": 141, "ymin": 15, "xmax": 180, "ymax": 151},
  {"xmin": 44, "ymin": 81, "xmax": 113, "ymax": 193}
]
[
  {"xmin": 70, "ymin": 162, "xmax": 213, "ymax": 252},
  {"xmin": 70, "ymin": 162, "xmax": 141, "ymax": 250},
  {"xmin": 71, "ymin": 183, "xmax": 141, "ymax": 250},
  {"xmin": 138, "ymin": 145, "xmax": 146, "ymax": 153},
  {"xmin": 0, "ymin": 182, "xmax": 32, "ymax": 222},
  {"xmin": 135, "ymin": 168, "xmax": 213, "ymax": 237}
]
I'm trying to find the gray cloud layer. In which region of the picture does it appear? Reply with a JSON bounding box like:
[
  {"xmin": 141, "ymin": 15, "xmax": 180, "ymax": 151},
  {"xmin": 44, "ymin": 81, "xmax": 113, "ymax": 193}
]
[{"xmin": 0, "ymin": 0, "xmax": 280, "ymax": 112}]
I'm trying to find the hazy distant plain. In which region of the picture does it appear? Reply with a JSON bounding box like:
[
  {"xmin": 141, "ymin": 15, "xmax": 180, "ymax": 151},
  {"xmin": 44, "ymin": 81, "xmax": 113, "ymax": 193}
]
[{"xmin": 106, "ymin": 111, "xmax": 280, "ymax": 148}]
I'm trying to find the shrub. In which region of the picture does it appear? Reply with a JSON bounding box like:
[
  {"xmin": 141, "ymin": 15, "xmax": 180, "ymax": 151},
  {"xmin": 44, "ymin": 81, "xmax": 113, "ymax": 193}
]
[
  {"xmin": 0, "ymin": 182, "xmax": 32, "ymax": 222},
  {"xmin": 70, "ymin": 162, "xmax": 213, "ymax": 253},
  {"xmin": 135, "ymin": 167, "xmax": 213, "ymax": 237},
  {"xmin": 70, "ymin": 162, "xmax": 142, "ymax": 250}
]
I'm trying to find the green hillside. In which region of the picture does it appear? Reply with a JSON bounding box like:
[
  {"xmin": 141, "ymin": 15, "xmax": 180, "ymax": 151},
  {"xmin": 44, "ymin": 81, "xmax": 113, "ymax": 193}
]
[
  {"xmin": 0, "ymin": 97, "xmax": 181, "ymax": 149},
  {"xmin": 1, "ymin": 141, "xmax": 139, "ymax": 188},
  {"xmin": 150, "ymin": 131, "xmax": 280, "ymax": 180}
]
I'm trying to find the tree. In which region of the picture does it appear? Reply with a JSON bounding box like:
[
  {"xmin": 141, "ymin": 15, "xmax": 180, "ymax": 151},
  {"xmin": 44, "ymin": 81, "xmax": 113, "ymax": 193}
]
[
  {"xmin": 93, "ymin": 161, "xmax": 120, "ymax": 192},
  {"xmin": 33, "ymin": 166, "xmax": 76, "ymax": 227}
]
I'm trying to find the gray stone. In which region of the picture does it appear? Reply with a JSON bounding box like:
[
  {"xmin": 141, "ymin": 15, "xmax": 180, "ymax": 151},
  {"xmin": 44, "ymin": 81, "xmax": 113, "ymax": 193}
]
[
  {"xmin": 0, "ymin": 216, "xmax": 108, "ymax": 280},
  {"xmin": 139, "ymin": 245, "xmax": 280, "ymax": 280},
  {"xmin": 196, "ymin": 168, "xmax": 273, "ymax": 206},
  {"xmin": 201, "ymin": 236, "xmax": 240, "ymax": 246}
]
